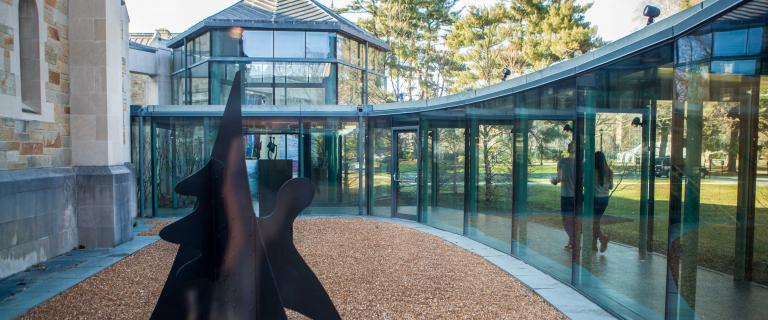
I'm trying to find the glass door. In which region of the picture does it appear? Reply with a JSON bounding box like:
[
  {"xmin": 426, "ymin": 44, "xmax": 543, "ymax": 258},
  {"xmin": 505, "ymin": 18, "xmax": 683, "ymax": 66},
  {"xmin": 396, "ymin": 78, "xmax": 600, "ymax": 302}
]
[{"xmin": 392, "ymin": 128, "xmax": 419, "ymax": 220}]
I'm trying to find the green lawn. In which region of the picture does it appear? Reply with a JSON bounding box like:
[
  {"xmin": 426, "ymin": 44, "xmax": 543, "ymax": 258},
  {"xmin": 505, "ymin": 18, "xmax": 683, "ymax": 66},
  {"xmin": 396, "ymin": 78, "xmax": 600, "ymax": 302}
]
[{"xmin": 373, "ymin": 169, "xmax": 768, "ymax": 285}]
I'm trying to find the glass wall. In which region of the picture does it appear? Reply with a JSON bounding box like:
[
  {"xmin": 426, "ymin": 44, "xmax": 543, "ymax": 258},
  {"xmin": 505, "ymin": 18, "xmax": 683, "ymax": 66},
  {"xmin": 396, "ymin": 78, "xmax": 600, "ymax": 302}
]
[
  {"xmin": 171, "ymin": 29, "xmax": 378, "ymax": 107},
  {"xmin": 302, "ymin": 118, "xmax": 364, "ymax": 214},
  {"xmin": 152, "ymin": 117, "xmax": 216, "ymax": 216},
  {"xmin": 208, "ymin": 62, "xmax": 337, "ymax": 105},
  {"xmin": 243, "ymin": 30, "xmax": 274, "ymax": 58},
  {"xmin": 421, "ymin": 109, "xmax": 466, "ymax": 234},
  {"xmin": 466, "ymin": 120, "xmax": 514, "ymax": 253},
  {"xmin": 368, "ymin": 117, "xmax": 393, "ymax": 217},
  {"xmin": 190, "ymin": 63, "xmax": 208, "ymax": 105},
  {"xmin": 339, "ymin": 65, "xmax": 363, "ymax": 105},
  {"xmin": 337, "ymin": 34, "xmax": 362, "ymax": 66}
]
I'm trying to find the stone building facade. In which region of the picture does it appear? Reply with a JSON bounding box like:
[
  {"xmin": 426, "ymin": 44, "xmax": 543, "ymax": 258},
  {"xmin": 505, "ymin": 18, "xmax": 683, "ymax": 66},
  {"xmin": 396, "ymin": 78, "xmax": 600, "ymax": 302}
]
[{"xmin": 0, "ymin": 0, "xmax": 135, "ymax": 279}]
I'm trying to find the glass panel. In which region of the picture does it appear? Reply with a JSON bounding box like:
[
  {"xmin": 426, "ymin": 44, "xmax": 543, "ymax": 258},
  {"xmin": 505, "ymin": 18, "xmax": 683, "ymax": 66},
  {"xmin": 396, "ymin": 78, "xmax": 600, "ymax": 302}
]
[
  {"xmin": 370, "ymin": 118, "xmax": 392, "ymax": 217},
  {"xmin": 186, "ymin": 40, "xmax": 194, "ymax": 65},
  {"xmin": 246, "ymin": 62, "xmax": 273, "ymax": 83},
  {"xmin": 274, "ymin": 31, "xmax": 305, "ymax": 58},
  {"xmin": 286, "ymin": 87, "xmax": 324, "ymax": 106},
  {"xmin": 173, "ymin": 48, "xmax": 184, "ymax": 71},
  {"xmin": 369, "ymin": 48, "xmax": 385, "ymax": 73},
  {"xmin": 339, "ymin": 65, "xmax": 363, "ymax": 105},
  {"xmin": 756, "ymin": 71, "xmax": 768, "ymax": 291},
  {"xmin": 190, "ymin": 63, "xmax": 208, "ymax": 105},
  {"xmin": 210, "ymin": 62, "xmax": 240, "ymax": 105},
  {"xmin": 243, "ymin": 30, "xmax": 273, "ymax": 58},
  {"xmin": 198, "ymin": 32, "xmax": 210, "ymax": 61},
  {"xmin": 141, "ymin": 117, "xmax": 152, "ymax": 215},
  {"xmin": 154, "ymin": 118, "xmax": 209, "ymax": 216},
  {"xmin": 422, "ymin": 117, "xmax": 466, "ymax": 234},
  {"xmin": 172, "ymin": 73, "xmax": 186, "ymax": 105},
  {"xmin": 245, "ymin": 87, "xmax": 273, "ymax": 106},
  {"xmin": 519, "ymin": 119, "xmax": 573, "ymax": 283},
  {"xmin": 306, "ymin": 32, "xmax": 333, "ymax": 59},
  {"xmin": 244, "ymin": 62, "xmax": 274, "ymax": 105},
  {"xmin": 667, "ymin": 17, "xmax": 768, "ymax": 319},
  {"xmin": 304, "ymin": 118, "xmax": 361, "ymax": 214},
  {"xmin": 368, "ymin": 73, "xmax": 387, "ymax": 104},
  {"xmin": 276, "ymin": 63, "xmax": 308, "ymax": 84},
  {"xmin": 677, "ymin": 32, "xmax": 712, "ymax": 64},
  {"xmin": 337, "ymin": 34, "xmax": 360, "ymax": 66},
  {"xmin": 394, "ymin": 130, "xmax": 418, "ymax": 219},
  {"xmin": 467, "ymin": 123, "xmax": 514, "ymax": 253},
  {"xmin": 212, "ymin": 29, "xmax": 240, "ymax": 57},
  {"xmin": 713, "ymin": 27, "xmax": 763, "ymax": 57}
]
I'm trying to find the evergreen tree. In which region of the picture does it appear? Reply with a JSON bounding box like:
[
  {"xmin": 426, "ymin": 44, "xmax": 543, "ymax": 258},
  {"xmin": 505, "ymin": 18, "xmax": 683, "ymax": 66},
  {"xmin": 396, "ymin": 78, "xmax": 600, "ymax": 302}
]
[{"xmin": 446, "ymin": 4, "xmax": 509, "ymax": 92}]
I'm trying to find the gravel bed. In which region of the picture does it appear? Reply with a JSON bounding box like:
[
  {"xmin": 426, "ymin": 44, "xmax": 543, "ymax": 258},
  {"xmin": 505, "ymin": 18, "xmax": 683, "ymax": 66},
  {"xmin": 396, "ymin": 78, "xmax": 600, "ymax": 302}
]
[
  {"xmin": 138, "ymin": 219, "xmax": 175, "ymax": 236},
  {"xmin": 21, "ymin": 218, "xmax": 564, "ymax": 320}
]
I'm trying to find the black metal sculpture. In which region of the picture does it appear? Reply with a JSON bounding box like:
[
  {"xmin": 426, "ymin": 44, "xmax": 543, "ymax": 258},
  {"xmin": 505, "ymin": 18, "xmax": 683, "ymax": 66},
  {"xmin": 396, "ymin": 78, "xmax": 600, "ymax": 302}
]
[{"xmin": 151, "ymin": 71, "xmax": 340, "ymax": 320}]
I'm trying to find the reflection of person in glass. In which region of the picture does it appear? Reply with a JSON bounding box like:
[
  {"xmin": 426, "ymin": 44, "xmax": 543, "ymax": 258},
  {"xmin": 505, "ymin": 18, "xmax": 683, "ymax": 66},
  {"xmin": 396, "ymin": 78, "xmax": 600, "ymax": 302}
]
[
  {"xmin": 551, "ymin": 142, "xmax": 576, "ymax": 250},
  {"xmin": 267, "ymin": 136, "xmax": 277, "ymax": 160},
  {"xmin": 254, "ymin": 134, "xmax": 262, "ymax": 160},
  {"xmin": 593, "ymin": 151, "xmax": 613, "ymax": 252}
]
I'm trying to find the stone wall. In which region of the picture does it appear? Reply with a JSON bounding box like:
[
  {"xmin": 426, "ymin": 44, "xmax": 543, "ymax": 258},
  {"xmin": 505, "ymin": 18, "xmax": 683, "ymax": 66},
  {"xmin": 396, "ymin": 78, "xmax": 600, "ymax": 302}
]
[
  {"xmin": 0, "ymin": 0, "xmax": 135, "ymax": 280},
  {"xmin": 0, "ymin": 0, "xmax": 71, "ymax": 170},
  {"xmin": 131, "ymin": 73, "xmax": 149, "ymax": 106},
  {"xmin": 0, "ymin": 168, "xmax": 78, "ymax": 279}
]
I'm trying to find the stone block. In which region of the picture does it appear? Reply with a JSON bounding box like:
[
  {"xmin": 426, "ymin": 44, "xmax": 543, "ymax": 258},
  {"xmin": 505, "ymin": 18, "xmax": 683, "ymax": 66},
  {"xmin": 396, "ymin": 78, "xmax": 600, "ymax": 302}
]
[
  {"xmin": 76, "ymin": 205, "xmax": 114, "ymax": 229},
  {"xmin": 74, "ymin": 165, "xmax": 135, "ymax": 248},
  {"xmin": 19, "ymin": 143, "xmax": 44, "ymax": 155},
  {"xmin": 0, "ymin": 127, "xmax": 14, "ymax": 140},
  {"xmin": 48, "ymin": 71, "xmax": 60, "ymax": 85},
  {"xmin": 0, "ymin": 141, "xmax": 20, "ymax": 151},
  {"xmin": 49, "ymin": 228, "xmax": 77, "ymax": 257},
  {"xmin": 0, "ymin": 194, "xmax": 15, "ymax": 224},
  {"xmin": 27, "ymin": 155, "xmax": 52, "ymax": 168},
  {"xmin": 47, "ymin": 26, "xmax": 60, "ymax": 41},
  {"xmin": 44, "ymin": 133, "xmax": 61, "ymax": 148},
  {"xmin": 0, "ymin": 236, "xmax": 51, "ymax": 279}
]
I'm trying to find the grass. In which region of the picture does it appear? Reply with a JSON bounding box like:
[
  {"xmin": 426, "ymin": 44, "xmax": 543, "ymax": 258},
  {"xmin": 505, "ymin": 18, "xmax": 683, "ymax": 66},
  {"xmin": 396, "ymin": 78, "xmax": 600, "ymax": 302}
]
[{"xmin": 372, "ymin": 169, "xmax": 768, "ymax": 285}]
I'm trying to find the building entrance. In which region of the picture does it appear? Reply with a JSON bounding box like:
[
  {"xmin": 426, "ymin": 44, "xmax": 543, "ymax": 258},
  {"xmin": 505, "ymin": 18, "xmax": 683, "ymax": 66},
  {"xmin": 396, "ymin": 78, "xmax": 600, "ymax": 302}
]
[{"xmin": 392, "ymin": 128, "xmax": 419, "ymax": 220}]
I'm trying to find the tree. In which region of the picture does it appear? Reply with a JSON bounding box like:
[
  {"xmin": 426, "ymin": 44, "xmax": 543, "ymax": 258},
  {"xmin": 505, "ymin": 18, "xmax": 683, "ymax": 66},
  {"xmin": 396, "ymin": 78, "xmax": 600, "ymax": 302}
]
[
  {"xmin": 508, "ymin": 0, "xmax": 600, "ymax": 72},
  {"xmin": 446, "ymin": 4, "xmax": 509, "ymax": 92},
  {"xmin": 340, "ymin": 0, "xmax": 459, "ymax": 101}
]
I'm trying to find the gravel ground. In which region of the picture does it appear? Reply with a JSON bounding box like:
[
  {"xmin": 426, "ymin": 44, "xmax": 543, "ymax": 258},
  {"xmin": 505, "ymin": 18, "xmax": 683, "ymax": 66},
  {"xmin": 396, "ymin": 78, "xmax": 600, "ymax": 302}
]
[
  {"xmin": 21, "ymin": 218, "xmax": 564, "ymax": 320},
  {"xmin": 138, "ymin": 220, "xmax": 174, "ymax": 236}
]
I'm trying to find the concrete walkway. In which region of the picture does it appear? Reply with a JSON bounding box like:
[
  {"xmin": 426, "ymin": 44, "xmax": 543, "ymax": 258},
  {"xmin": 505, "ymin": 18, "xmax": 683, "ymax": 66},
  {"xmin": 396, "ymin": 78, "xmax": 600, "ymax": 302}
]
[{"xmin": 0, "ymin": 221, "xmax": 160, "ymax": 319}]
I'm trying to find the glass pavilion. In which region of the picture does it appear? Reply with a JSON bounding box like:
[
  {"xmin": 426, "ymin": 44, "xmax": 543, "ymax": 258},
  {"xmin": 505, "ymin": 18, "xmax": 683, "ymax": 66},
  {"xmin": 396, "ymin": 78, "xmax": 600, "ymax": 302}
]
[{"xmin": 131, "ymin": 0, "xmax": 768, "ymax": 319}]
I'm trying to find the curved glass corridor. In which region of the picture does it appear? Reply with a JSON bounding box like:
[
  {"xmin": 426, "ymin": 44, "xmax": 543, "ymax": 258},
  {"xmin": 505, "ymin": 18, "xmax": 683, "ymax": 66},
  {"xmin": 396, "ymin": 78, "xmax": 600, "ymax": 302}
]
[{"xmin": 131, "ymin": 1, "xmax": 768, "ymax": 319}]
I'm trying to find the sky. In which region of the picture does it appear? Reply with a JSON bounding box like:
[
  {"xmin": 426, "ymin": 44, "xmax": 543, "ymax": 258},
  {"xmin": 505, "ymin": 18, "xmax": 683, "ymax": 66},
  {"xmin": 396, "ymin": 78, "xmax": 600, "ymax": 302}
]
[{"xmin": 126, "ymin": 0, "xmax": 653, "ymax": 42}]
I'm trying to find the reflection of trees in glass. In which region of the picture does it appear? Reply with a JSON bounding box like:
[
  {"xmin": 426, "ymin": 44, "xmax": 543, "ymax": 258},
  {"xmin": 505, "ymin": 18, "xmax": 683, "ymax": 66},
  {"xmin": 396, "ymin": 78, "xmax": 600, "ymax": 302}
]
[
  {"xmin": 657, "ymin": 101, "xmax": 673, "ymax": 158},
  {"xmin": 702, "ymin": 101, "xmax": 740, "ymax": 173},
  {"xmin": 173, "ymin": 123, "xmax": 207, "ymax": 208},
  {"xmin": 528, "ymin": 121, "xmax": 569, "ymax": 166},
  {"xmin": 758, "ymin": 87, "xmax": 768, "ymax": 208},
  {"xmin": 437, "ymin": 128, "xmax": 465, "ymax": 195},
  {"xmin": 479, "ymin": 125, "xmax": 513, "ymax": 202},
  {"xmin": 760, "ymin": 88, "xmax": 768, "ymax": 173}
]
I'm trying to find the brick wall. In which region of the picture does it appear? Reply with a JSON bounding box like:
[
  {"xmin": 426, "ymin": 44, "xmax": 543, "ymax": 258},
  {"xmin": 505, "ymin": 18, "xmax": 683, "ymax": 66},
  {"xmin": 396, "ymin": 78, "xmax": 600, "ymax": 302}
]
[{"xmin": 0, "ymin": 0, "xmax": 70, "ymax": 170}]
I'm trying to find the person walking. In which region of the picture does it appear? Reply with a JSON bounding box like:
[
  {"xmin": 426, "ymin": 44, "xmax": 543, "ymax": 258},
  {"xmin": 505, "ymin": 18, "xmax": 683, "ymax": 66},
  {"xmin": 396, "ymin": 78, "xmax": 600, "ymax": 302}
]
[
  {"xmin": 551, "ymin": 142, "xmax": 576, "ymax": 250},
  {"xmin": 593, "ymin": 151, "xmax": 613, "ymax": 252}
]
